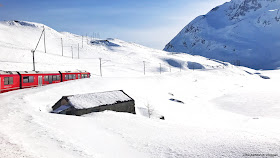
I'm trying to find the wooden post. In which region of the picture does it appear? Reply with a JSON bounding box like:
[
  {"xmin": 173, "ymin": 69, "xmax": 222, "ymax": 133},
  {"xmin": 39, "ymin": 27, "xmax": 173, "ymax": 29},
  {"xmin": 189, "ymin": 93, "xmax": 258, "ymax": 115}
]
[
  {"xmin": 143, "ymin": 61, "xmax": 146, "ymax": 75},
  {"xmin": 78, "ymin": 43, "xmax": 80, "ymax": 59},
  {"xmin": 99, "ymin": 58, "xmax": 102, "ymax": 77},
  {"xmin": 43, "ymin": 26, "xmax": 46, "ymax": 53},
  {"xmin": 71, "ymin": 46, "xmax": 73, "ymax": 59},
  {"xmin": 180, "ymin": 63, "xmax": 182, "ymax": 72},
  {"xmin": 31, "ymin": 27, "xmax": 45, "ymax": 71},
  {"xmin": 160, "ymin": 63, "xmax": 161, "ymax": 74},
  {"xmin": 61, "ymin": 38, "xmax": 63, "ymax": 56},
  {"xmin": 32, "ymin": 50, "xmax": 35, "ymax": 71}
]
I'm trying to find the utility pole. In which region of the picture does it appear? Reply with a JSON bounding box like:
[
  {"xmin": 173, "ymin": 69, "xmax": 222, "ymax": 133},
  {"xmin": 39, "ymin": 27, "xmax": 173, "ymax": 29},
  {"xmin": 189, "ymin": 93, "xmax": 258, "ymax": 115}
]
[
  {"xmin": 61, "ymin": 38, "xmax": 63, "ymax": 56},
  {"xmin": 71, "ymin": 46, "xmax": 73, "ymax": 59},
  {"xmin": 143, "ymin": 61, "xmax": 146, "ymax": 75},
  {"xmin": 32, "ymin": 50, "xmax": 35, "ymax": 71},
  {"xmin": 78, "ymin": 43, "xmax": 80, "ymax": 59},
  {"xmin": 31, "ymin": 27, "xmax": 45, "ymax": 71},
  {"xmin": 43, "ymin": 26, "xmax": 46, "ymax": 53},
  {"xmin": 160, "ymin": 63, "xmax": 161, "ymax": 74},
  {"xmin": 180, "ymin": 63, "xmax": 182, "ymax": 72},
  {"xmin": 99, "ymin": 58, "xmax": 102, "ymax": 77}
]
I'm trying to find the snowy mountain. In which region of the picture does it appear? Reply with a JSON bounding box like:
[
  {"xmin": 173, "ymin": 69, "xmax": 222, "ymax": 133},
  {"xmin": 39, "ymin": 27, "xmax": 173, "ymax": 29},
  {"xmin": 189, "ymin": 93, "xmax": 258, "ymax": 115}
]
[
  {"xmin": 164, "ymin": 0, "xmax": 280, "ymax": 70},
  {"xmin": 1, "ymin": 20, "xmax": 280, "ymax": 158},
  {"xmin": 0, "ymin": 20, "xmax": 230, "ymax": 73}
]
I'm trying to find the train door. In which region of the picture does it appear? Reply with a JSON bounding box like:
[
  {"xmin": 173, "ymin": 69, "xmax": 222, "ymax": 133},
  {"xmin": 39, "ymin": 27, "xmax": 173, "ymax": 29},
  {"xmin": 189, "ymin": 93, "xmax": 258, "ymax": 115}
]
[
  {"xmin": 0, "ymin": 77, "xmax": 2, "ymax": 93},
  {"xmin": 78, "ymin": 74, "xmax": 80, "ymax": 79},
  {"xmin": 38, "ymin": 76, "xmax": 43, "ymax": 86}
]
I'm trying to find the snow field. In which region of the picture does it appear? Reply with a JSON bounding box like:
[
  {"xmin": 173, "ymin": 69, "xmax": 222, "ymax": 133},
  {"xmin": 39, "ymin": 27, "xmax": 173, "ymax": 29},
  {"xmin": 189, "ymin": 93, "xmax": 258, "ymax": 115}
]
[{"xmin": 0, "ymin": 21, "xmax": 280, "ymax": 157}]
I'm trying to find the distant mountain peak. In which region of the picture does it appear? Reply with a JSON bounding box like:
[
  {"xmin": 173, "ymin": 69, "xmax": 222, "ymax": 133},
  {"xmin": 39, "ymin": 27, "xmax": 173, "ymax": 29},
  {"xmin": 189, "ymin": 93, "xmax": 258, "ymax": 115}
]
[{"xmin": 164, "ymin": 0, "xmax": 280, "ymax": 69}]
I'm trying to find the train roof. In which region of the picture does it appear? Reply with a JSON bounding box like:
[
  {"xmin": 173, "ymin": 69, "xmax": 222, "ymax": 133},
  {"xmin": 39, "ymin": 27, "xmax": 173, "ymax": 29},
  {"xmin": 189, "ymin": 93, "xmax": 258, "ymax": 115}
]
[
  {"xmin": 17, "ymin": 71, "xmax": 60, "ymax": 74},
  {"xmin": 59, "ymin": 70, "xmax": 88, "ymax": 73},
  {"xmin": 0, "ymin": 71, "xmax": 18, "ymax": 75},
  {"xmin": 0, "ymin": 70, "xmax": 89, "ymax": 75}
]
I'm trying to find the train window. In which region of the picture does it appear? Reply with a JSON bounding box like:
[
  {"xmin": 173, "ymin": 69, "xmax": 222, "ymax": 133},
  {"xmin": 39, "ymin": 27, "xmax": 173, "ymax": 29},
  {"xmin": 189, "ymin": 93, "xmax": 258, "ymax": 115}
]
[
  {"xmin": 73, "ymin": 75, "xmax": 76, "ymax": 79},
  {"xmin": 53, "ymin": 75, "xmax": 57, "ymax": 81},
  {"xmin": 29, "ymin": 76, "xmax": 34, "ymax": 83},
  {"xmin": 65, "ymin": 75, "xmax": 69, "ymax": 80},
  {"xmin": 9, "ymin": 77, "xmax": 13, "ymax": 84},
  {"xmin": 57, "ymin": 75, "xmax": 60, "ymax": 81},
  {"xmin": 48, "ymin": 76, "xmax": 52, "ymax": 82},
  {"xmin": 23, "ymin": 76, "xmax": 34, "ymax": 83},
  {"xmin": 4, "ymin": 77, "xmax": 13, "ymax": 85},
  {"xmin": 23, "ymin": 76, "xmax": 29, "ymax": 83},
  {"xmin": 69, "ymin": 75, "xmax": 73, "ymax": 80},
  {"xmin": 44, "ymin": 76, "xmax": 48, "ymax": 82}
]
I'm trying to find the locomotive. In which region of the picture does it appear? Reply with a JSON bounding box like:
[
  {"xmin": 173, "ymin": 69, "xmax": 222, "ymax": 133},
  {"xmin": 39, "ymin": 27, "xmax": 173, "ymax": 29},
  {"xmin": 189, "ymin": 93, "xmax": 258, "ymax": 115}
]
[{"xmin": 0, "ymin": 70, "xmax": 90, "ymax": 93}]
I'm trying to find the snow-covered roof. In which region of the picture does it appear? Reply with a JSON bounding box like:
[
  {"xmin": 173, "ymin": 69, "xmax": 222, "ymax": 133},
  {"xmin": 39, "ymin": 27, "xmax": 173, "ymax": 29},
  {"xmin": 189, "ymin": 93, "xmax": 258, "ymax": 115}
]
[
  {"xmin": 0, "ymin": 71, "xmax": 18, "ymax": 75},
  {"xmin": 68, "ymin": 90, "xmax": 133, "ymax": 109}
]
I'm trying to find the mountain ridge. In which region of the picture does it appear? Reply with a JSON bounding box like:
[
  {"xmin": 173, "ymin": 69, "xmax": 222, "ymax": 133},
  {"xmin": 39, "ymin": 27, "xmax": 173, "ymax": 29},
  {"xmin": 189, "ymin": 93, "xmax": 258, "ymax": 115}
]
[{"xmin": 164, "ymin": 0, "xmax": 280, "ymax": 70}]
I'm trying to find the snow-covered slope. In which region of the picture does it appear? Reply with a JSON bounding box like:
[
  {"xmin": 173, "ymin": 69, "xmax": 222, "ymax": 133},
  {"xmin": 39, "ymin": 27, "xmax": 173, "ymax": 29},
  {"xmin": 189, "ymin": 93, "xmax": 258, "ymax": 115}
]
[
  {"xmin": 164, "ymin": 0, "xmax": 280, "ymax": 70},
  {"xmin": 1, "ymin": 20, "xmax": 280, "ymax": 158},
  {"xmin": 0, "ymin": 20, "xmax": 230, "ymax": 74}
]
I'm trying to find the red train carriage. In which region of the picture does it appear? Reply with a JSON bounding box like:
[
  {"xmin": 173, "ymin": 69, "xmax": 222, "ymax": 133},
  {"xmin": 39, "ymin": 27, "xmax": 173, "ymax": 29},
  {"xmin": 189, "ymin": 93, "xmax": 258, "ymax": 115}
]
[
  {"xmin": 79, "ymin": 70, "xmax": 90, "ymax": 79},
  {"xmin": 60, "ymin": 71, "xmax": 82, "ymax": 81},
  {"xmin": 40, "ymin": 71, "xmax": 61, "ymax": 85},
  {"xmin": 0, "ymin": 70, "xmax": 91, "ymax": 93},
  {"xmin": 18, "ymin": 71, "xmax": 61, "ymax": 89},
  {"xmin": 0, "ymin": 71, "xmax": 20, "ymax": 93}
]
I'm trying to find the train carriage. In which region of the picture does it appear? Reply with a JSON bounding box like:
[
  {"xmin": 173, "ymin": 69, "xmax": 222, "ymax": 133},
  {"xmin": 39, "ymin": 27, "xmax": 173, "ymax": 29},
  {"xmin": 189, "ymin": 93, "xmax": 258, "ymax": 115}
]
[
  {"xmin": 60, "ymin": 71, "xmax": 82, "ymax": 81},
  {"xmin": 80, "ymin": 70, "xmax": 91, "ymax": 79},
  {"xmin": 40, "ymin": 71, "xmax": 61, "ymax": 85},
  {"xmin": 0, "ymin": 70, "xmax": 90, "ymax": 93},
  {"xmin": 0, "ymin": 71, "xmax": 20, "ymax": 93},
  {"xmin": 18, "ymin": 71, "xmax": 61, "ymax": 89}
]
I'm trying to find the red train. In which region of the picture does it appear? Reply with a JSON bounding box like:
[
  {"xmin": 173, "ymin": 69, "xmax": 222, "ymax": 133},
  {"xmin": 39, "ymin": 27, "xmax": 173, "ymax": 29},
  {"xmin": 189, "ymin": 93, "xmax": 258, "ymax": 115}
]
[{"xmin": 0, "ymin": 70, "xmax": 90, "ymax": 93}]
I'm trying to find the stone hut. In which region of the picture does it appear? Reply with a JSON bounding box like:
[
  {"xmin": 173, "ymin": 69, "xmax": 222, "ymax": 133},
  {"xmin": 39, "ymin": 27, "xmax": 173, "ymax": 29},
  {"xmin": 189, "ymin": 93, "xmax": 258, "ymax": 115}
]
[{"xmin": 51, "ymin": 90, "xmax": 136, "ymax": 116}]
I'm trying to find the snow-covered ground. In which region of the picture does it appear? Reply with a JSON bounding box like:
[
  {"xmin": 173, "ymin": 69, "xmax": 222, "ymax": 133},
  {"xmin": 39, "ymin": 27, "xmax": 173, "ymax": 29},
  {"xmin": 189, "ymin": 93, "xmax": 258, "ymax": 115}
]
[{"xmin": 0, "ymin": 21, "xmax": 280, "ymax": 157}]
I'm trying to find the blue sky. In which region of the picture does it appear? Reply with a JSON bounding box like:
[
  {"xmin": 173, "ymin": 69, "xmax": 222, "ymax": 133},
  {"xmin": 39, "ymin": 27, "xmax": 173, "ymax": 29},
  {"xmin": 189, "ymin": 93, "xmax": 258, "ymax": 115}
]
[{"xmin": 0, "ymin": 0, "xmax": 229, "ymax": 49}]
